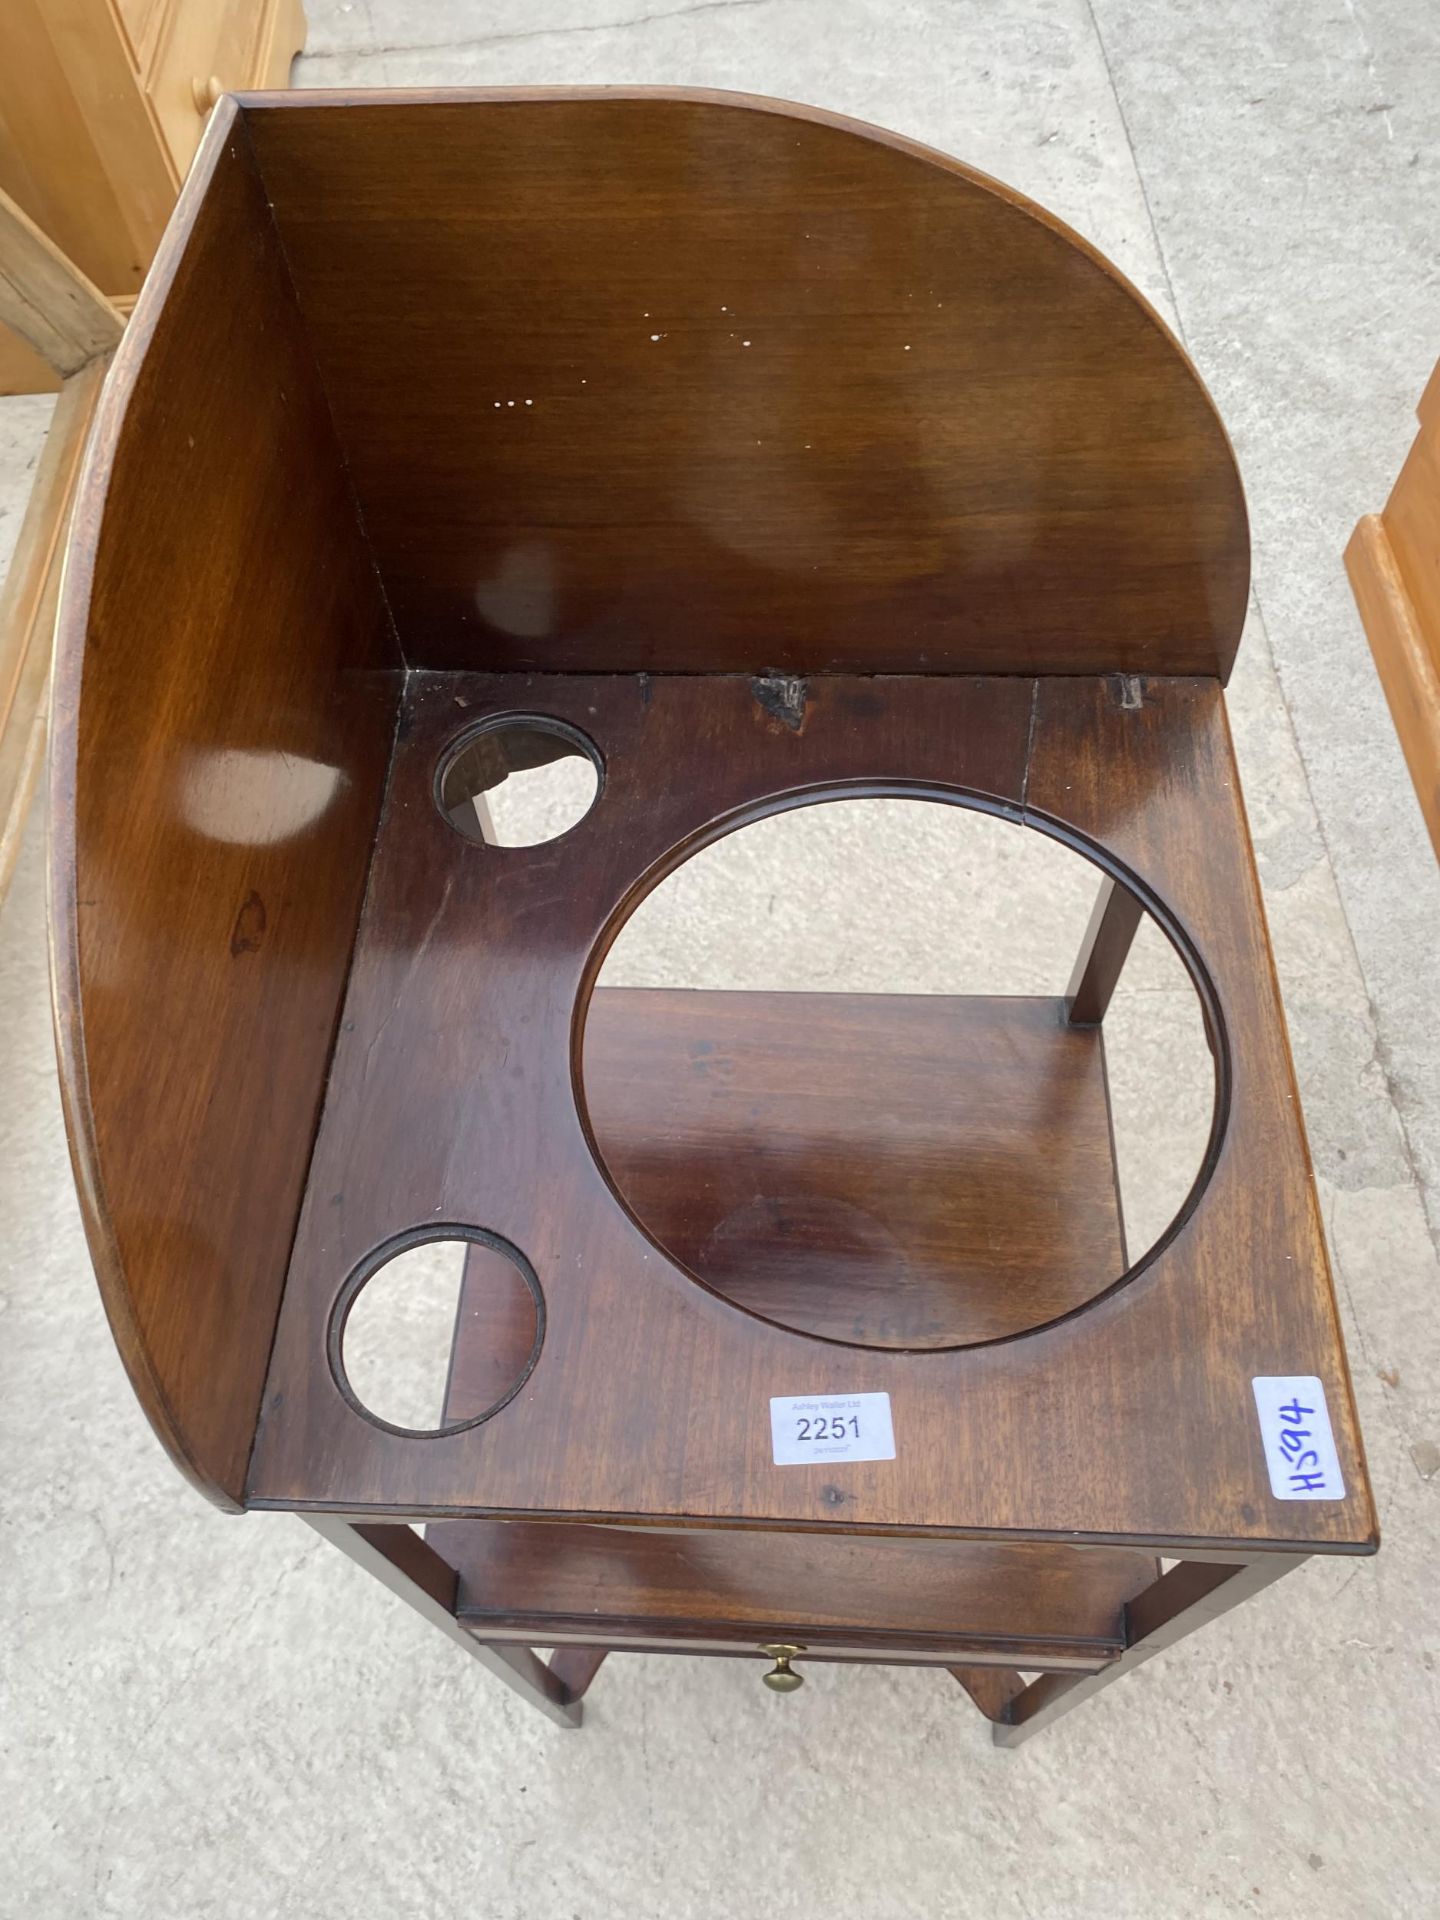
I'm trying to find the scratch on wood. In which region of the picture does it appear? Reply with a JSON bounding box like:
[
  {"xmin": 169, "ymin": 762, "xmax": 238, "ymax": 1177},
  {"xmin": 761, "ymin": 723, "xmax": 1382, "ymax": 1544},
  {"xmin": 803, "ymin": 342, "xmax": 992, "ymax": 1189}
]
[{"xmin": 1020, "ymin": 679, "xmax": 1040, "ymax": 808}]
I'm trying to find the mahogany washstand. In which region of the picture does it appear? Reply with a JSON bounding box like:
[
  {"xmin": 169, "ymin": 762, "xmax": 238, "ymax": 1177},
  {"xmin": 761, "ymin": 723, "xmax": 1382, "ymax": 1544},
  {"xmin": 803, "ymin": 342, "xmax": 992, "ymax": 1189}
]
[{"xmin": 50, "ymin": 87, "xmax": 1375, "ymax": 1744}]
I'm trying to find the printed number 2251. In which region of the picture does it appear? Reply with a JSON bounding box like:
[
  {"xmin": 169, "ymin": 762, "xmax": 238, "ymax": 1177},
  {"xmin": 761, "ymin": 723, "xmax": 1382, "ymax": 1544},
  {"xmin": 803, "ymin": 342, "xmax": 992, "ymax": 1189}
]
[
  {"xmin": 770, "ymin": 1391, "xmax": 895, "ymax": 1465},
  {"xmin": 795, "ymin": 1415, "xmax": 859, "ymax": 1441}
]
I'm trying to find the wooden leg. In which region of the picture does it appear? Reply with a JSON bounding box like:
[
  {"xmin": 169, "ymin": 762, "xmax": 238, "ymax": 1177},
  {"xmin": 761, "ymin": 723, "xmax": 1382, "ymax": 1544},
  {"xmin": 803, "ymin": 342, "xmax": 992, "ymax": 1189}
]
[
  {"xmin": 304, "ymin": 1515, "xmax": 584, "ymax": 1729},
  {"xmin": 949, "ymin": 1665, "xmax": 1028, "ymax": 1722},
  {"xmin": 548, "ymin": 1646, "xmax": 609, "ymax": 1701},
  {"xmin": 993, "ymin": 1554, "xmax": 1302, "ymax": 1749},
  {"xmin": 1067, "ymin": 877, "xmax": 1144, "ymax": 1026}
]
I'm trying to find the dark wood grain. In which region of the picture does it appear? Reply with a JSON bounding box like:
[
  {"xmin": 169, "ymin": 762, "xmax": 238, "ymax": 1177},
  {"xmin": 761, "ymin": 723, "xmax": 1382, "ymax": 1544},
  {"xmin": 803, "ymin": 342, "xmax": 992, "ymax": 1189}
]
[
  {"xmin": 53, "ymin": 87, "xmax": 1372, "ymax": 1743},
  {"xmin": 239, "ymin": 89, "xmax": 1248, "ymax": 679},
  {"xmin": 580, "ymin": 987, "xmax": 1124, "ymax": 1346},
  {"xmin": 430, "ymin": 1520, "xmax": 1156, "ymax": 1667},
  {"xmin": 247, "ymin": 670, "xmax": 1373, "ymax": 1557},
  {"xmin": 49, "ymin": 103, "xmax": 400, "ymax": 1507}
]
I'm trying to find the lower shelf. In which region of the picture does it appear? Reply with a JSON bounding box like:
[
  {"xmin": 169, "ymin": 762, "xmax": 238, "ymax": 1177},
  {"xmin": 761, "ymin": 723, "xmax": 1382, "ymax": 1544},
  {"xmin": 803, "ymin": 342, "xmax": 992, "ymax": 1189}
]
[
  {"xmin": 429, "ymin": 1519, "xmax": 1157, "ymax": 1672},
  {"xmin": 583, "ymin": 987, "xmax": 1126, "ymax": 1347},
  {"xmin": 442, "ymin": 987, "xmax": 1128, "ymax": 1429}
]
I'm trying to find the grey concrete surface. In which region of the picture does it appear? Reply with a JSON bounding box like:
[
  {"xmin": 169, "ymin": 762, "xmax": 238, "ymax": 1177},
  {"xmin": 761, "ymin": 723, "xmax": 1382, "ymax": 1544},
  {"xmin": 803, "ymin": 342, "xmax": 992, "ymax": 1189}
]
[{"xmin": 3, "ymin": 3, "xmax": 1439, "ymax": 1915}]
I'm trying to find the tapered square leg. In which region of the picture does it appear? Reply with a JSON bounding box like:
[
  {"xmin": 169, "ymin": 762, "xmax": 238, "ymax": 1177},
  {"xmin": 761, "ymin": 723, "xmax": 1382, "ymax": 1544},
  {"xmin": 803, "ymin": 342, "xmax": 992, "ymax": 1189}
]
[
  {"xmin": 992, "ymin": 1556, "xmax": 1302, "ymax": 1748},
  {"xmin": 304, "ymin": 1515, "xmax": 584, "ymax": 1728}
]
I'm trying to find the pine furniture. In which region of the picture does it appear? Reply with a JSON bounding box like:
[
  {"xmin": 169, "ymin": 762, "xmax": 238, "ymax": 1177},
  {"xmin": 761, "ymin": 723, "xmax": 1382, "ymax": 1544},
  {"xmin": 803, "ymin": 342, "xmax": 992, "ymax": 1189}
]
[
  {"xmin": 0, "ymin": 0, "xmax": 305, "ymax": 395},
  {"xmin": 1347, "ymin": 359, "xmax": 1440, "ymax": 862},
  {"xmin": 0, "ymin": 187, "xmax": 123, "ymax": 897}
]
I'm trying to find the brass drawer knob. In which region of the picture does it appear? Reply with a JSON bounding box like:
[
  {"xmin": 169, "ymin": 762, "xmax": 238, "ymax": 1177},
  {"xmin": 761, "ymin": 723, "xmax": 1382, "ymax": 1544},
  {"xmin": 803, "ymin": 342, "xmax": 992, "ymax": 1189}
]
[{"xmin": 759, "ymin": 1644, "xmax": 805, "ymax": 1692}]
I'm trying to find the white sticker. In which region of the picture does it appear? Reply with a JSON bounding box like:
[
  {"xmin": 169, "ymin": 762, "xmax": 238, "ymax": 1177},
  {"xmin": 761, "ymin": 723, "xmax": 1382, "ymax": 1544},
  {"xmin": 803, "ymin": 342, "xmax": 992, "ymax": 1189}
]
[
  {"xmin": 770, "ymin": 1392, "xmax": 895, "ymax": 1466},
  {"xmin": 1252, "ymin": 1376, "xmax": 1345, "ymax": 1501}
]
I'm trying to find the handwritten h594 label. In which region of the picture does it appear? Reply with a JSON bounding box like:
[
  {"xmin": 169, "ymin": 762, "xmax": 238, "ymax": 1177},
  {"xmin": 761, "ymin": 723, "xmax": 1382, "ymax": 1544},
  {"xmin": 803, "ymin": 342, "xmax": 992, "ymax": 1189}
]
[
  {"xmin": 770, "ymin": 1392, "xmax": 895, "ymax": 1466},
  {"xmin": 1252, "ymin": 1376, "xmax": 1345, "ymax": 1501}
]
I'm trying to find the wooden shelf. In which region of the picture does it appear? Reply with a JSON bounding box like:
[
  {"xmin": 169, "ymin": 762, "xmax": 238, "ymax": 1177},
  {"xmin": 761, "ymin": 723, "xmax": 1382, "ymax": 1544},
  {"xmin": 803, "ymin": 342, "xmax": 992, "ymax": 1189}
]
[
  {"xmin": 51, "ymin": 86, "xmax": 1376, "ymax": 1744},
  {"xmin": 581, "ymin": 986, "xmax": 1125, "ymax": 1348},
  {"xmin": 431, "ymin": 1519, "xmax": 1157, "ymax": 1671}
]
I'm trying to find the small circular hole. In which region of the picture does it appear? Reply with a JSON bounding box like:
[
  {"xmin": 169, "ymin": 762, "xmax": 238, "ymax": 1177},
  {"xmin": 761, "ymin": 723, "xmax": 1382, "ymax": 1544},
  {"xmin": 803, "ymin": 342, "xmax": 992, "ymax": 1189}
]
[
  {"xmin": 436, "ymin": 716, "xmax": 600, "ymax": 847},
  {"xmin": 332, "ymin": 1228, "xmax": 543, "ymax": 1436}
]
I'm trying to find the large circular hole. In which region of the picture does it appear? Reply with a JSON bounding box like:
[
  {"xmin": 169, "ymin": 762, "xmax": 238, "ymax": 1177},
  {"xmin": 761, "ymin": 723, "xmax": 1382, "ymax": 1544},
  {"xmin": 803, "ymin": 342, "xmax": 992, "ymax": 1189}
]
[
  {"xmin": 580, "ymin": 797, "xmax": 1219, "ymax": 1350},
  {"xmin": 436, "ymin": 717, "xmax": 600, "ymax": 847},
  {"xmin": 333, "ymin": 1229, "xmax": 543, "ymax": 1435}
]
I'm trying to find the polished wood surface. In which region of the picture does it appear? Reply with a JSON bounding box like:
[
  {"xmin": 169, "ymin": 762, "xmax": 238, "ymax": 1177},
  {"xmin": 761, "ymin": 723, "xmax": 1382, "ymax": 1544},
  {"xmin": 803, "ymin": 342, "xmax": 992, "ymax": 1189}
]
[
  {"xmin": 243, "ymin": 89, "xmax": 1248, "ymax": 679},
  {"xmin": 1346, "ymin": 359, "xmax": 1440, "ymax": 860},
  {"xmin": 246, "ymin": 669, "xmax": 1371, "ymax": 1553},
  {"xmin": 582, "ymin": 987, "xmax": 1126, "ymax": 1347},
  {"xmin": 52, "ymin": 90, "xmax": 1370, "ymax": 1746},
  {"xmin": 432, "ymin": 1521, "xmax": 1157, "ymax": 1668},
  {"xmin": 50, "ymin": 105, "xmax": 399, "ymax": 1507}
]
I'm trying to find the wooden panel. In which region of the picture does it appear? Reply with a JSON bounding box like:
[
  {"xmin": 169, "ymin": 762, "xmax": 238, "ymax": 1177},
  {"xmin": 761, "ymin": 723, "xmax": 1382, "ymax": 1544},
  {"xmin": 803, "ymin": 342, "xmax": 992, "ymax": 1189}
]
[
  {"xmin": 446, "ymin": 984, "xmax": 1126, "ymax": 1409},
  {"xmin": 1018, "ymin": 678, "xmax": 1373, "ymax": 1547},
  {"xmin": 431, "ymin": 1520, "xmax": 1157, "ymax": 1663},
  {"xmin": 0, "ymin": 327, "xmax": 63, "ymax": 395},
  {"xmin": 0, "ymin": 184, "xmax": 125, "ymax": 375},
  {"xmin": 249, "ymin": 671, "xmax": 1373, "ymax": 1555},
  {"xmin": 50, "ymin": 103, "xmax": 400, "ymax": 1508},
  {"xmin": 143, "ymin": 0, "xmax": 307, "ymax": 177},
  {"xmin": 1346, "ymin": 515, "xmax": 1440, "ymax": 858},
  {"xmin": 579, "ymin": 988, "xmax": 1125, "ymax": 1347},
  {"xmin": 242, "ymin": 89, "xmax": 1248, "ymax": 678},
  {"xmin": 0, "ymin": 1, "xmax": 307, "ymax": 395},
  {"xmin": 0, "ymin": 357, "xmax": 109, "ymax": 900},
  {"xmin": 0, "ymin": 0, "xmax": 170, "ymax": 298},
  {"xmin": 1346, "ymin": 362, "xmax": 1440, "ymax": 860},
  {"xmin": 0, "ymin": 292, "xmax": 132, "ymax": 398},
  {"xmin": 1385, "ymin": 427, "xmax": 1440, "ymax": 646}
]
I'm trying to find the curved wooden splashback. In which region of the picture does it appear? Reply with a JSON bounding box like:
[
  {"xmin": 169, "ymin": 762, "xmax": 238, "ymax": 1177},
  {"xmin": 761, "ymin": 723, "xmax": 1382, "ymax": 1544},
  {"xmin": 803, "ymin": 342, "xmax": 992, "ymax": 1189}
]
[
  {"xmin": 247, "ymin": 88, "xmax": 1249, "ymax": 677},
  {"xmin": 51, "ymin": 106, "xmax": 399, "ymax": 1507},
  {"xmin": 51, "ymin": 90, "xmax": 1250, "ymax": 1512}
]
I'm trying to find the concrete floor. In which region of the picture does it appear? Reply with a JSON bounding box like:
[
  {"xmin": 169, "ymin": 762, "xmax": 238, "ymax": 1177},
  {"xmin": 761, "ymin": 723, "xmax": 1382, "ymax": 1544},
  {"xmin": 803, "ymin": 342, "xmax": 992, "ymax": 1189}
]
[{"xmin": 3, "ymin": 2, "xmax": 1440, "ymax": 1914}]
